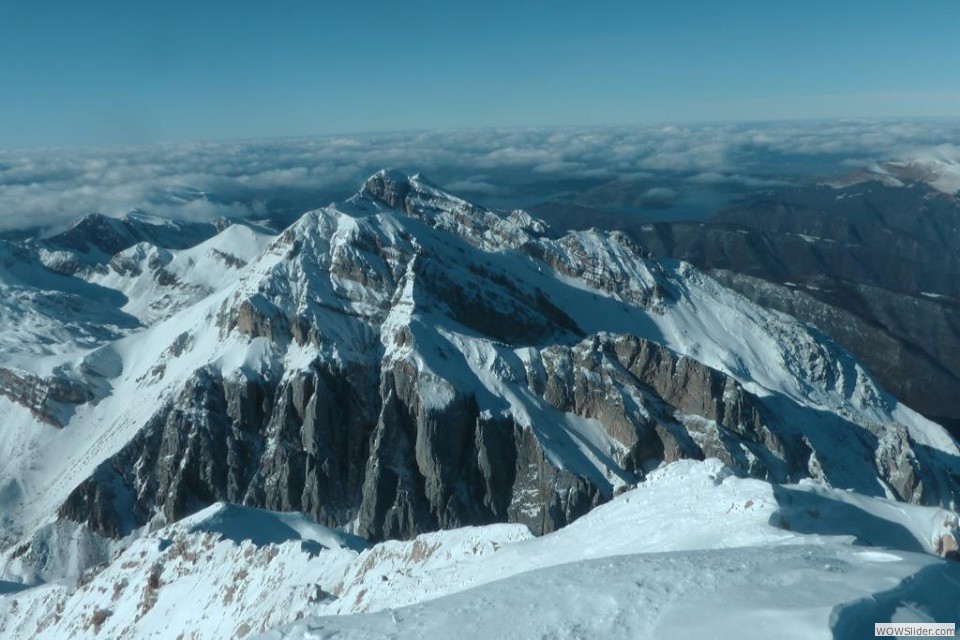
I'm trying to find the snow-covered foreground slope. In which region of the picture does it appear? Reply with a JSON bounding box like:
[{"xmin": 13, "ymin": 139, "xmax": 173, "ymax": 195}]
[
  {"xmin": 2, "ymin": 460, "xmax": 957, "ymax": 639},
  {"xmin": 266, "ymin": 457, "xmax": 960, "ymax": 640},
  {"xmin": 268, "ymin": 546, "xmax": 956, "ymax": 640},
  {"xmin": 26, "ymin": 545, "xmax": 955, "ymax": 640}
]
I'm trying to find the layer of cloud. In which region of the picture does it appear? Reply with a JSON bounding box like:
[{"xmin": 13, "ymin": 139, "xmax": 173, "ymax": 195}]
[{"xmin": 1, "ymin": 119, "xmax": 959, "ymax": 232}]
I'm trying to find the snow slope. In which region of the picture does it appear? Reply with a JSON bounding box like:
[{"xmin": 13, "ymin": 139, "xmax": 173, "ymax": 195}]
[
  {"xmin": 87, "ymin": 221, "xmax": 276, "ymax": 325},
  {"xmin": 266, "ymin": 546, "xmax": 957, "ymax": 640},
  {"xmin": 0, "ymin": 504, "xmax": 363, "ymax": 639},
  {"xmin": 0, "ymin": 221, "xmax": 278, "ymax": 542},
  {"xmin": 3, "ymin": 459, "xmax": 957, "ymax": 639},
  {"xmin": 266, "ymin": 461, "xmax": 959, "ymax": 640}
]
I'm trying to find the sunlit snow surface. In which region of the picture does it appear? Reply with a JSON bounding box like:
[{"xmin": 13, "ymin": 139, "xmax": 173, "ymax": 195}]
[
  {"xmin": 264, "ymin": 463, "xmax": 960, "ymax": 640},
  {"xmin": 2, "ymin": 460, "xmax": 957, "ymax": 639}
]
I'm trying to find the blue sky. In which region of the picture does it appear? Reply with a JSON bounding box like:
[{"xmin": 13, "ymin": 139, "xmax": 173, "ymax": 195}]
[{"xmin": 1, "ymin": 0, "xmax": 958, "ymax": 149}]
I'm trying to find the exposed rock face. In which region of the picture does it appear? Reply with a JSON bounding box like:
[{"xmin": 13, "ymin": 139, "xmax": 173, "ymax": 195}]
[
  {"xmin": 534, "ymin": 335, "xmax": 800, "ymax": 481},
  {"xmin": 933, "ymin": 514, "xmax": 960, "ymax": 561},
  {"xmin": 58, "ymin": 331, "xmax": 800, "ymax": 542},
  {"xmin": 361, "ymin": 169, "xmax": 412, "ymax": 210},
  {"xmin": 938, "ymin": 532, "xmax": 959, "ymax": 561},
  {"xmin": 59, "ymin": 364, "xmax": 375, "ymax": 538},
  {"xmin": 0, "ymin": 368, "xmax": 92, "ymax": 428},
  {"xmin": 57, "ymin": 355, "xmax": 599, "ymax": 542}
]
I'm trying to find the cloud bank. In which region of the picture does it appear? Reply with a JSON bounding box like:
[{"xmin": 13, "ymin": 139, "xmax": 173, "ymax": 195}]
[{"xmin": 1, "ymin": 119, "xmax": 959, "ymax": 232}]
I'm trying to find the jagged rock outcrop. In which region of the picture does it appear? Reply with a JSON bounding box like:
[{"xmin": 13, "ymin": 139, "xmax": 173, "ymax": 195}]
[
  {"xmin": 532, "ymin": 335, "xmax": 800, "ymax": 480},
  {"xmin": 0, "ymin": 368, "xmax": 92, "ymax": 428},
  {"xmin": 59, "ymin": 330, "xmax": 804, "ymax": 542},
  {"xmin": 357, "ymin": 358, "xmax": 606, "ymax": 540},
  {"xmin": 59, "ymin": 363, "xmax": 375, "ymax": 538}
]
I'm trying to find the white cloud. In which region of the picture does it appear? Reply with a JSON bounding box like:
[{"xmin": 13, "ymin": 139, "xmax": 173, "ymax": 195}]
[
  {"xmin": 688, "ymin": 172, "xmax": 792, "ymax": 188},
  {"xmin": 640, "ymin": 187, "xmax": 678, "ymax": 201},
  {"xmin": 443, "ymin": 177, "xmax": 507, "ymax": 196},
  {"xmin": 1, "ymin": 119, "xmax": 958, "ymax": 231}
]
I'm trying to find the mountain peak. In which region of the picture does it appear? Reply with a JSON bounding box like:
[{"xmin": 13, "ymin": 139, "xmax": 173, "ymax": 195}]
[
  {"xmin": 360, "ymin": 168, "xmax": 413, "ymax": 208},
  {"xmin": 409, "ymin": 172, "xmax": 439, "ymax": 187},
  {"xmin": 47, "ymin": 212, "xmax": 137, "ymax": 256}
]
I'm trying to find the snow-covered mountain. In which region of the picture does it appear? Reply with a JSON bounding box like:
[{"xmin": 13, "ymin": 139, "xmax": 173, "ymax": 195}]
[
  {"xmin": 0, "ymin": 170, "xmax": 958, "ymax": 638},
  {"xmin": 829, "ymin": 159, "xmax": 960, "ymax": 196},
  {"xmin": 629, "ymin": 175, "xmax": 960, "ymax": 439}
]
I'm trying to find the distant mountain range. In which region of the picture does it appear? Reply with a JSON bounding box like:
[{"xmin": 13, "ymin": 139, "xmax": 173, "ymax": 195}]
[{"xmin": 535, "ymin": 169, "xmax": 960, "ymax": 437}]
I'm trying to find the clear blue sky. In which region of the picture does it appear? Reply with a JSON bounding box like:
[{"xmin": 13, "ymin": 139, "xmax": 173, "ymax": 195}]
[{"xmin": 1, "ymin": 0, "xmax": 958, "ymax": 149}]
